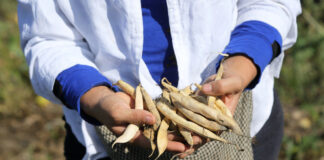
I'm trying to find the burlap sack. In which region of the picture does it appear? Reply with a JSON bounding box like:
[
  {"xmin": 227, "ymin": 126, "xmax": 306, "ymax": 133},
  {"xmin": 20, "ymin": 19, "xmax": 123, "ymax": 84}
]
[{"xmin": 96, "ymin": 91, "xmax": 253, "ymax": 160}]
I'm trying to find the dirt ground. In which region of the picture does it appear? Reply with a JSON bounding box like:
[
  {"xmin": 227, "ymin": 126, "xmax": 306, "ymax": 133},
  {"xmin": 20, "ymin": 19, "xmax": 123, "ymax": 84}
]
[
  {"xmin": 0, "ymin": 103, "xmax": 65, "ymax": 160},
  {"xmin": 0, "ymin": 102, "xmax": 316, "ymax": 160}
]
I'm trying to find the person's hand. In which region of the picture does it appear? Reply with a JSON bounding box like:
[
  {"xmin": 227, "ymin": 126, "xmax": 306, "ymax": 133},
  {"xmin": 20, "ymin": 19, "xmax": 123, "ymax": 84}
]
[
  {"xmin": 201, "ymin": 55, "xmax": 257, "ymax": 114},
  {"xmin": 80, "ymin": 87, "xmax": 153, "ymax": 148},
  {"xmin": 175, "ymin": 133, "xmax": 208, "ymax": 159},
  {"xmin": 80, "ymin": 86, "xmax": 195, "ymax": 153},
  {"xmin": 178, "ymin": 56, "xmax": 257, "ymax": 158}
]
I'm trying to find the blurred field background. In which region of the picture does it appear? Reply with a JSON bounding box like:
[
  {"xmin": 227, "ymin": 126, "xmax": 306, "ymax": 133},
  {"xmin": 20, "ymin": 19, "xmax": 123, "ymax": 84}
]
[{"xmin": 0, "ymin": 1, "xmax": 323, "ymax": 160}]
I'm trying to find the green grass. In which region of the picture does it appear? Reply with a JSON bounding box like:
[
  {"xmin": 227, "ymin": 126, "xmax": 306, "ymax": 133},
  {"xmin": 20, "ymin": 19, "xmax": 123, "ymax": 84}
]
[
  {"xmin": 0, "ymin": 0, "xmax": 35, "ymax": 116},
  {"xmin": 275, "ymin": 1, "xmax": 324, "ymax": 158}
]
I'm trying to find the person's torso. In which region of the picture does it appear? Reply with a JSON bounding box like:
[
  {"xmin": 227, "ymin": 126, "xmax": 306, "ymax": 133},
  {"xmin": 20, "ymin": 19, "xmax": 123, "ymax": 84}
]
[
  {"xmin": 56, "ymin": 0, "xmax": 238, "ymax": 98},
  {"xmin": 56, "ymin": 1, "xmax": 280, "ymax": 159}
]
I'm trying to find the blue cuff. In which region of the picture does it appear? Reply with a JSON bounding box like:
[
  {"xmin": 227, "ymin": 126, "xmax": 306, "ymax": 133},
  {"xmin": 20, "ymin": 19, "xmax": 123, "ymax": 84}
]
[
  {"xmin": 217, "ymin": 20, "xmax": 282, "ymax": 89},
  {"xmin": 53, "ymin": 64, "xmax": 119, "ymax": 125}
]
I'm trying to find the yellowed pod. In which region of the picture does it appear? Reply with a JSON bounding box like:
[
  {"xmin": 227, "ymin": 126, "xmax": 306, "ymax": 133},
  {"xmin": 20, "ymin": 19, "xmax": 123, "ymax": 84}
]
[
  {"xmin": 140, "ymin": 86, "xmax": 161, "ymax": 130},
  {"xmin": 181, "ymin": 85, "xmax": 193, "ymax": 96},
  {"xmin": 169, "ymin": 92, "xmax": 242, "ymax": 135},
  {"xmin": 161, "ymin": 77, "xmax": 179, "ymax": 92},
  {"xmin": 215, "ymin": 99, "xmax": 233, "ymax": 118},
  {"xmin": 156, "ymin": 118, "xmax": 170, "ymax": 160},
  {"xmin": 175, "ymin": 103, "xmax": 226, "ymax": 132},
  {"xmin": 157, "ymin": 101, "xmax": 227, "ymax": 143},
  {"xmin": 177, "ymin": 112, "xmax": 194, "ymax": 146},
  {"xmin": 112, "ymin": 85, "xmax": 143, "ymax": 147},
  {"xmin": 143, "ymin": 126, "xmax": 156, "ymax": 157},
  {"xmin": 114, "ymin": 80, "xmax": 135, "ymax": 98}
]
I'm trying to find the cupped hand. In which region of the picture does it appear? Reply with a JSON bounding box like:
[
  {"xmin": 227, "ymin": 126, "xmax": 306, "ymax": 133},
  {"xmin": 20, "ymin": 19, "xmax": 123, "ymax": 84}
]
[
  {"xmin": 167, "ymin": 56, "xmax": 258, "ymax": 159},
  {"xmin": 80, "ymin": 86, "xmax": 190, "ymax": 153},
  {"xmin": 201, "ymin": 55, "xmax": 257, "ymax": 114},
  {"xmin": 175, "ymin": 56, "xmax": 257, "ymax": 159},
  {"xmin": 176, "ymin": 133, "xmax": 208, "ymax": 159}
]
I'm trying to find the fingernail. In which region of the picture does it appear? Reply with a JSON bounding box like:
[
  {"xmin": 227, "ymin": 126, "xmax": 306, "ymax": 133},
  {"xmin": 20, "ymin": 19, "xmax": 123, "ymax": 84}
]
[
  {"xmin": 145, "ymin": 116, "xmax": 154, "ymax": 124},
  {"xmin": 203, "ymin": 84, "xmax": 212, "ymax": 92}
]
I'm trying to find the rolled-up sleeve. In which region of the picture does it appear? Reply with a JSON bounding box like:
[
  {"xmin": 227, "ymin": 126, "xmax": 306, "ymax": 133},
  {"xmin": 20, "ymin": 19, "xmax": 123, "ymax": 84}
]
[
  {"xmin": 18, "ymin": 0, "xmax": 98, "ymax": 104},
  {"xmin": 236, "ymin": 0, "xmax": 301, "ymax": 50},
  {"xmin": 236, "ymin": 0, "xmax": 302, "ymax": 78},
  {"xmin": 216, "ymin": 0, "xmax": 301, "ymax": 89}
]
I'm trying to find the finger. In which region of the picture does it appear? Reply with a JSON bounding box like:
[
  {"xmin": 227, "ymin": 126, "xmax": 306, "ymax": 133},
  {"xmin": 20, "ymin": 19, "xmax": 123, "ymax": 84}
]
[
  {"xmin": 166, "ymin": 141, "xmax": 186, "ymax": 153},
  {"xmin": 121, "ymin": 108, "xmax": 156, "ymax": 126},
  {"xmin": 102, "ymin": 94, "xmax": 155, "ymax": 126},
  {"xmin": 110, "ymin": 125, "xmax": 151, "ymax": 148},
  {"xmin": 192, "ymin": 134, "xmax": 203, "ymax": 145},
  {"xmin": 222, "ymin": 93, "xmax": 241, "ymax": 115},
  {"xmin": 130, "ymin": 131, "xmax": 151, "ymax": 148},
  {"xmin": 201, "ymin": 77, "xmax": 243, "ymax": 96},
  {"xmin": 178, "ymin": 148, "xmax": 195, "ymax": 159},
  {"xmin": 179, "ymin": 153, "xmax": 187, "ymax": 159},
  {"xmin": 110, "ymin": 125, "xmax": 127, "ymax": 135},
  {"xmin": 115, "ymin": 92, "xmax": 134, "ymax": 107},
  {"xmin": 203, "ymin": 74, "xmax": 217, "ymax": 84},
  {"xmin": 192, "ymin": 133, "xmax": 208, "ymax": 145},
  {"xmin": 168, "ymin": 133, "xmax": 185, "ymax": 142},
  {"xmin": 195, "ymin": 75, "xmax": 216, "ymax": 95}
]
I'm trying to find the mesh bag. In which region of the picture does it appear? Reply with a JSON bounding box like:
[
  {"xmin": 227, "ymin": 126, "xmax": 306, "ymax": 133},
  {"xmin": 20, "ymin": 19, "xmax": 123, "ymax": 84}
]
[{"xmin": 96, "ymin": 91, "xmax": 253, "ymax": 160}]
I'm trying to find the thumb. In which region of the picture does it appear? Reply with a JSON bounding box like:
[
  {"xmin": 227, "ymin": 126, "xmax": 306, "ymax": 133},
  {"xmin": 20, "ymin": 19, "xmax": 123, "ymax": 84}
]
[
  {"xmin": 124, "ymin": 109, "xmax": 156, "ymax": 126},
  {"xmin": 201, "ymin": 77, "xmax": 243, "ymax": 96}
]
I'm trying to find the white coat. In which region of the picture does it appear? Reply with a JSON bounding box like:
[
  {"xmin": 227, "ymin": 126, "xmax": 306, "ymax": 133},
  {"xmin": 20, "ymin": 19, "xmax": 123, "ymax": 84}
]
[{"xmin": 18, "ymin": 0, "xmax": 301, "ymax": 159}]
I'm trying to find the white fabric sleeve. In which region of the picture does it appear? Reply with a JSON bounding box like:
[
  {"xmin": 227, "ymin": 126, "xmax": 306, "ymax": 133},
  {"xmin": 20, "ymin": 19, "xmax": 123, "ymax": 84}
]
[
  {"xmin": 236, "ymin": 0, "xmax": 301, "ymax": 77},
  {"xmin": 18, "ymin": 0, "xmax": 98, "ymax": 104}
]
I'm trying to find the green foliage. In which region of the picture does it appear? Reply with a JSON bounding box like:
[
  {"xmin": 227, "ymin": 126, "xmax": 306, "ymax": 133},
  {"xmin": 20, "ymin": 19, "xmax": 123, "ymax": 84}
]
[
  {"xmin": 276, "ymin": 0, "xmax": 324, "ymax": 159},
  {"xmin": 0, "ymin": 0, "xmax": 33, "ymax": 116}
]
